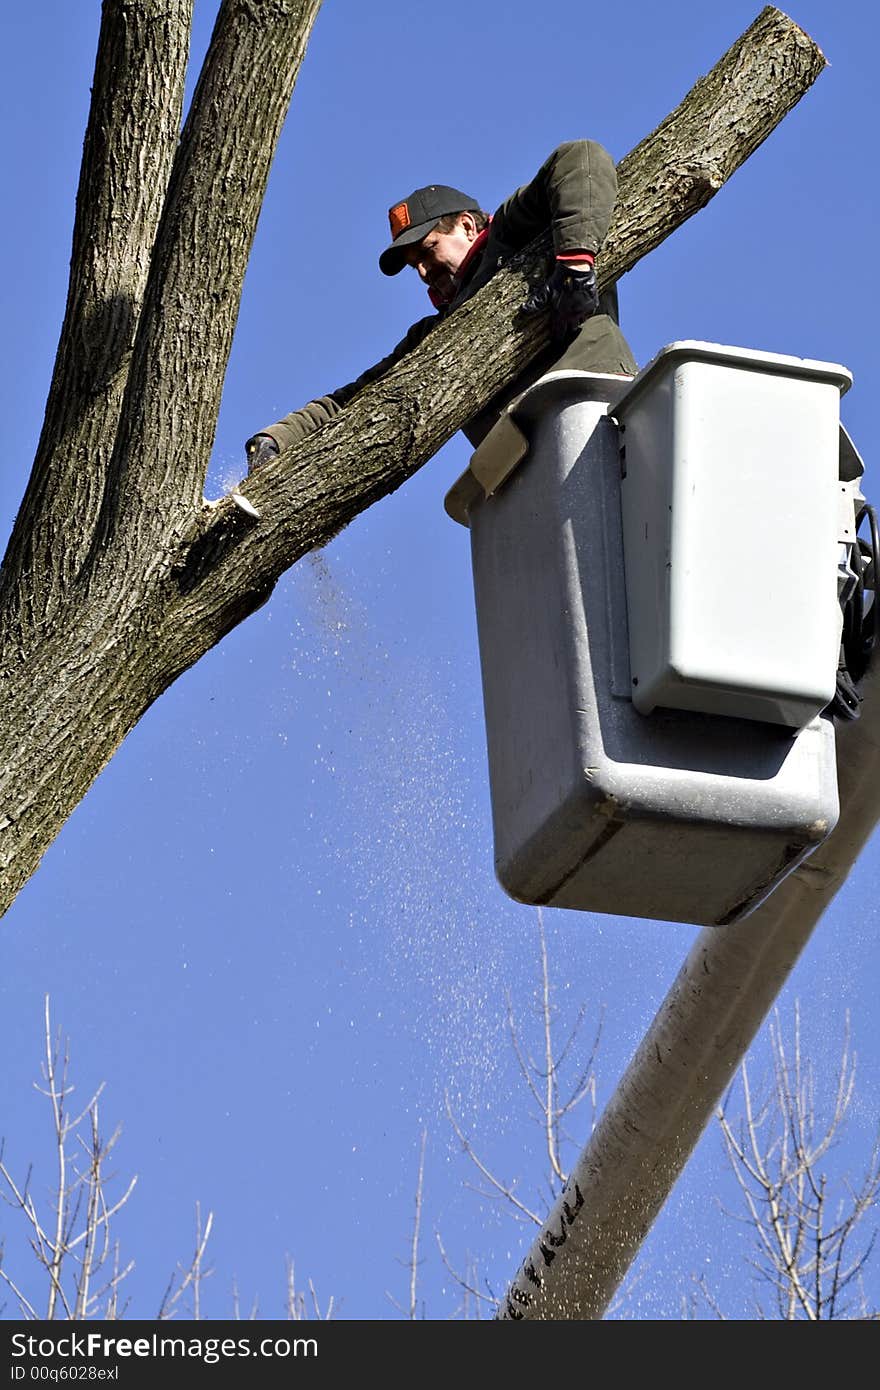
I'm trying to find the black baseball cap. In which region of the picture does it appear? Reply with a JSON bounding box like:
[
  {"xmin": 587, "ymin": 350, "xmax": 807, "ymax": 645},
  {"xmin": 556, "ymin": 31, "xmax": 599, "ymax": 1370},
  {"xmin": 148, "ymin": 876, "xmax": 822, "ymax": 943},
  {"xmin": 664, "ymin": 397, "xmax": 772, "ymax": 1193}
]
[{"xmin": 379, "ymin": 184, "xmax": 482, "ymax": 275}]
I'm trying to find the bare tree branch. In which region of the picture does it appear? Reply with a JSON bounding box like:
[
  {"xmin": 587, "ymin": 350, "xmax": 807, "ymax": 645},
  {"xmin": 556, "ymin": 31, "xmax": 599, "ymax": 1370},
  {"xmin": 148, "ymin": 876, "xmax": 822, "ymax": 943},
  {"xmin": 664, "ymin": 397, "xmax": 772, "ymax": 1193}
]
[
  {"xmin": 158, "ymin": 1201, "xmax": 214, "ymax": 1320},
  {"xmin": 538, "ymin": 910, "xmax": 564, "ymax": 1182},
  {"xmin": 712, "ymin": 1005, "xmax": 880, "ymax": 1319},
  {"xmin": 281, "ymin": 1254, "xmax": 334, "ymax": 1320},
  {"xmin": 435, "ymin": 1232, "xmax": 497, "ymax": 1319},
  {"xmin": 0, "ymin": 1265, "xmax": 40, "ymax": 1322},
  {"xmin": 446, "ymin": 1091, "xmax": 543, "ymax": 1228},
  {"xmin": 409, "ymin": 1129, "xmax": 427, "ymax": 1320},
  {"xmin": 0, "ymin": 998, "xmax": 138, "ymax": 1319},
  {"xmin": 386, "ymin": 1129, "xmax": 429, "ymax": 1319}
]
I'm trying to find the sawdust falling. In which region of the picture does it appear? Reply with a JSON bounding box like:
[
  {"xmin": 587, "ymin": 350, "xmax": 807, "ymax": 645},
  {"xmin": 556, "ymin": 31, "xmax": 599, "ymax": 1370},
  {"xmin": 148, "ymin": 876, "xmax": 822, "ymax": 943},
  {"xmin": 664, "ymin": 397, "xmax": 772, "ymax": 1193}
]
[{"xmin": 285, "ymin": 545, "xmax": 514, "ymax": 1111}]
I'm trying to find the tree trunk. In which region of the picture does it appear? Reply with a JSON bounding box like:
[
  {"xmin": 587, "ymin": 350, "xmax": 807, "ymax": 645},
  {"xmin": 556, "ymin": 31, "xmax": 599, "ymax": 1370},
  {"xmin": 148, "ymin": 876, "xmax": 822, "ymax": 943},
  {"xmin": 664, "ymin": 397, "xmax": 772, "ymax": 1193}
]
[{"xmin": 0, "ymin": 5, "xmax": 825, "ymax": 917}]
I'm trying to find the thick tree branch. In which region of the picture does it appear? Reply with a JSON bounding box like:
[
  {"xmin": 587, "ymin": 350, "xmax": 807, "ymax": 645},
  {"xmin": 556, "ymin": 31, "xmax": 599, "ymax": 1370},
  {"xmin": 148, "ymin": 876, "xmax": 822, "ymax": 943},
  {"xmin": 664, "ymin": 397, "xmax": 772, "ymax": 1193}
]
[
  {"xmin": 607, "ymin": 6, "xmax": 827, "ymax": 274},
  {"xmin": 162, "ymin": 5, "xmax": 827, "ymax": 662},
  {"xmin": 0, "ymin": 0, "xmax": 194, "ymax": 646},
  {"xmin": 99, "ymin": 0, "xmax": 324, "ymax": 565}
]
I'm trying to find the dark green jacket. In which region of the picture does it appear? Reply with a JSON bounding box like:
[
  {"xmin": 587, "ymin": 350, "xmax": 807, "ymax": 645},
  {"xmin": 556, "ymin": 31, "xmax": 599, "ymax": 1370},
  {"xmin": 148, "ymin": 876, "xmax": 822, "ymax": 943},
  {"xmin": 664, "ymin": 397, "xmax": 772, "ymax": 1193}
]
[{"xmin": 259, "ymin": 141, "xmax": 637, "ymax": 452}]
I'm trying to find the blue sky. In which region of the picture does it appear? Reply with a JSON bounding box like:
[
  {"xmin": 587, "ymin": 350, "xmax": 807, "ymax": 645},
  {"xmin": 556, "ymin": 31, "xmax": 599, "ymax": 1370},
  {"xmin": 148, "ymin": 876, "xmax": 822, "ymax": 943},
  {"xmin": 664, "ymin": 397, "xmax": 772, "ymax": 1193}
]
[{"xmin": 0, "ymin": 0, "xmax": 878, "ymax": 1321}]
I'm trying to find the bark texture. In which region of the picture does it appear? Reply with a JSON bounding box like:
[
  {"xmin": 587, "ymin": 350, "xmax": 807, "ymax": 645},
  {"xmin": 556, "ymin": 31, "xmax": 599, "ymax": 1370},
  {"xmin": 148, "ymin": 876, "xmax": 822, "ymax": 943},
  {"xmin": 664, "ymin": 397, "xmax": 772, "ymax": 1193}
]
[{"xmin": 0, "ymin": 6, "xmax": 825, "ymax": 917}]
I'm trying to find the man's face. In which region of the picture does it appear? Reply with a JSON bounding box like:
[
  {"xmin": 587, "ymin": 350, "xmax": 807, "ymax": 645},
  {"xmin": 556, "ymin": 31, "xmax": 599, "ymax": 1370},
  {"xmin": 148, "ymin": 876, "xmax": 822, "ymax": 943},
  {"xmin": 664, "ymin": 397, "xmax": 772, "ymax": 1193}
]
[{"xmin": 404, "ymin": 214, "xmax": 477, "ymax": 302}]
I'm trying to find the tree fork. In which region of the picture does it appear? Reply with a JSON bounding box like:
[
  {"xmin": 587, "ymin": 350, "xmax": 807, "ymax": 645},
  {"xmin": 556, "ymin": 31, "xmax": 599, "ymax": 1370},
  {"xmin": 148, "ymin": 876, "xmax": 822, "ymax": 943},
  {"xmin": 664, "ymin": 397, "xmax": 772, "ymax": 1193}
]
[{"xmin": 0, "ymin": 7, "xmax": 825, "ymax": 917}]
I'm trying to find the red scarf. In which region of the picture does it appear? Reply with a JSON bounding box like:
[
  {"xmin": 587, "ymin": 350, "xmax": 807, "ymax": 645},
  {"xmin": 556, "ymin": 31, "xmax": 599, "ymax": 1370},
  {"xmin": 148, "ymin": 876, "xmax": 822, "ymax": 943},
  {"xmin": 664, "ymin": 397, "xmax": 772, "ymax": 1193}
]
[{"xmin": 428, "ymin": 223, "xmax": 491, "ymax": 309}]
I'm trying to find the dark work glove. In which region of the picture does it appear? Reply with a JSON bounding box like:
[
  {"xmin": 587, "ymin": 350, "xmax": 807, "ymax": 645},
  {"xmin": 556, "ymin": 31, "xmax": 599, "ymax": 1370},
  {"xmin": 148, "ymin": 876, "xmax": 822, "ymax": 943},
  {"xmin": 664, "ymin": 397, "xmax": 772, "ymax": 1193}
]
[
  {"xmin": 245, "ymin": 433, "xmax": 280, "ymax": 472},
  {"xmin": 520, "ymin": 261, "xmax": 600, "ymax": 341}
]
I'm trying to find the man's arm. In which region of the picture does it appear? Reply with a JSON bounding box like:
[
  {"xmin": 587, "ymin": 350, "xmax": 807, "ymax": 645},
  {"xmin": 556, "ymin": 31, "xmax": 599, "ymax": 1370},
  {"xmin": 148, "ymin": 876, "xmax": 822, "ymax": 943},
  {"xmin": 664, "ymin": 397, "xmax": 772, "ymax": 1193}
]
[
  {"xmin": 247, "ymin": 311, "xmax": 439, "ymax": 462},
  {"xmin": 489, "ymin": 140, "xmax": 621, "ymax": 344},
  {"xmin": 492, "ymin": 140, "xmax": 619, "ymax": 258}
]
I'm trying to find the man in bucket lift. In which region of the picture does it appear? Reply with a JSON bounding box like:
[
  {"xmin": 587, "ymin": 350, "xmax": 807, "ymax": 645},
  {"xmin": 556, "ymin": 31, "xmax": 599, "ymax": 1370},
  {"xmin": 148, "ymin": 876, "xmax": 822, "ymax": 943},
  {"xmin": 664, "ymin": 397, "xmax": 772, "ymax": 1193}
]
[{"xmin": 245, "ymin": 140, "xmax": 638, "ymax": 469}]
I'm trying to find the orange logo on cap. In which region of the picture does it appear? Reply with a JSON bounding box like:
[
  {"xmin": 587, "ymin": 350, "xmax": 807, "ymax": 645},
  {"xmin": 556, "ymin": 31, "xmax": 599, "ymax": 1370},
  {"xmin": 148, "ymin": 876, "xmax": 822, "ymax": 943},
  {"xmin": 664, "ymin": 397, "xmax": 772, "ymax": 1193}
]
[{"xmin": 388, "ymin": 201, "xmax": 411, "ymax": 237}]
